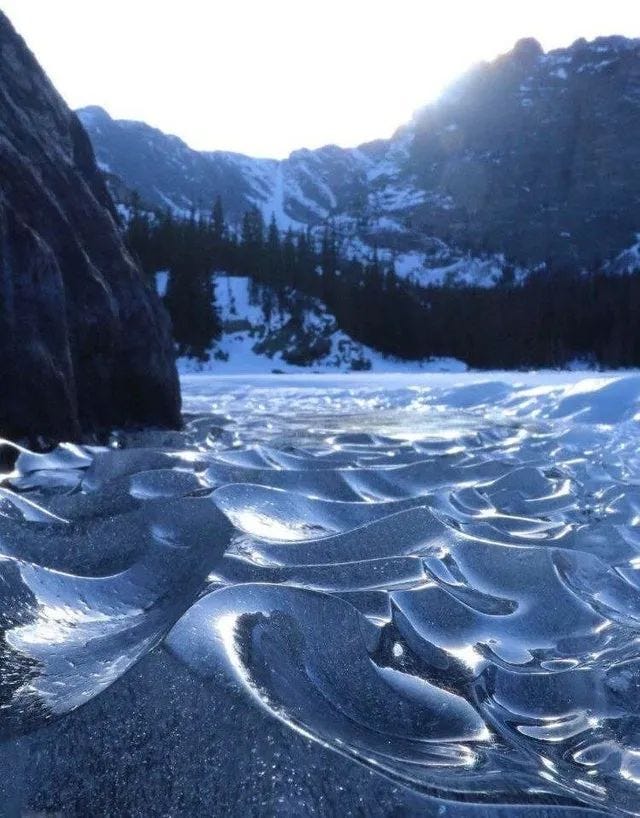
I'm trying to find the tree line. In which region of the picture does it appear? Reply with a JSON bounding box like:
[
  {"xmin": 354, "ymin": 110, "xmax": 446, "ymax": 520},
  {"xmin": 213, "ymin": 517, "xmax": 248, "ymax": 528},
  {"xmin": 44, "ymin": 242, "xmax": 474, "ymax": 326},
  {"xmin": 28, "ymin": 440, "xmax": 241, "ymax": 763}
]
[{"xmin": 125, "ymin": 195, "xmax": 640, "ymax": 368}]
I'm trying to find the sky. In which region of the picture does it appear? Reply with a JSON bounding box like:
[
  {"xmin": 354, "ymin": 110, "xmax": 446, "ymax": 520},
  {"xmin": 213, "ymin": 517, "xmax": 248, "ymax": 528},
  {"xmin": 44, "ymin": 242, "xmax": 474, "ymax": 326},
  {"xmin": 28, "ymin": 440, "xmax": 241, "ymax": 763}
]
[{"xmin": 3, "ymin": 0, "xmax": 640, "ymax": 158}]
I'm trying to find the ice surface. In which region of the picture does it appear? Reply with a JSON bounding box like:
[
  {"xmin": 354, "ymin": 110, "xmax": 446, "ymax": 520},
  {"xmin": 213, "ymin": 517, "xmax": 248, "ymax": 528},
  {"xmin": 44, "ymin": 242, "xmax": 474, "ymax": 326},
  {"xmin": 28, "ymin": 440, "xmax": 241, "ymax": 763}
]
[{"xmin": 1, "ymin": 371, "xmax": 640, "ymax": 815}]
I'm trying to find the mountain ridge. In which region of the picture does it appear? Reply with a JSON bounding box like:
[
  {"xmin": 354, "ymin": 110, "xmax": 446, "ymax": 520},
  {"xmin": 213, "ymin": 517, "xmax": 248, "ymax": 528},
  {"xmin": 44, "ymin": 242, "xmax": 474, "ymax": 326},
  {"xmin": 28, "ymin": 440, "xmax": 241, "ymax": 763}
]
[{"xmin": 79, "ymin": 34, "xmax": 640, "ymax": 285}]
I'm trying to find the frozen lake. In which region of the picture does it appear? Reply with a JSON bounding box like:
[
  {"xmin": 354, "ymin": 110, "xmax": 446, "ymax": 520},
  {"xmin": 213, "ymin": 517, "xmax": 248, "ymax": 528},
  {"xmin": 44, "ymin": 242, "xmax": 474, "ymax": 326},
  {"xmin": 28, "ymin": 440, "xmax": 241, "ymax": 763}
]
[{"xmin": 1, "ymin": 371, "xmax": 639, "ymax": 816}]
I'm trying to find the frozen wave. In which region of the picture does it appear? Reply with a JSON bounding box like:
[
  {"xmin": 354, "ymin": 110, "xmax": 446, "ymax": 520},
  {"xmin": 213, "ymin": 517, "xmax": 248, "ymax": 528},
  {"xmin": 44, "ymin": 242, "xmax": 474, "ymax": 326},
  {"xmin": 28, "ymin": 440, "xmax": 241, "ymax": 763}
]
[{"xmin": 2, "ymin": 371, "xmax": 640, "ymax": 814}]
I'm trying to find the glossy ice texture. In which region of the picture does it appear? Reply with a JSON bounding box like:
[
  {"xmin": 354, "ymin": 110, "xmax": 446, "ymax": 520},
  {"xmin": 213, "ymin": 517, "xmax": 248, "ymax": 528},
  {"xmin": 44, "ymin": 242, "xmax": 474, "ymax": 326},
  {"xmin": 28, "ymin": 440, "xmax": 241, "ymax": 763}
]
[{"xmin": 2, "ymin": 371, "xmax": 640, "ymax": 816}]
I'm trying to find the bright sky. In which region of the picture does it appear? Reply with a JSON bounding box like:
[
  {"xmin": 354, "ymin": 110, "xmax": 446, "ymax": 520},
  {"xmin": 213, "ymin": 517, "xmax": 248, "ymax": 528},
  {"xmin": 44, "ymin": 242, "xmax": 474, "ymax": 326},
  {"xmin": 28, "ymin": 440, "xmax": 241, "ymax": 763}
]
[{"xmin": 3, "ymin": 0, "xmax": 639, "ymax": 157}]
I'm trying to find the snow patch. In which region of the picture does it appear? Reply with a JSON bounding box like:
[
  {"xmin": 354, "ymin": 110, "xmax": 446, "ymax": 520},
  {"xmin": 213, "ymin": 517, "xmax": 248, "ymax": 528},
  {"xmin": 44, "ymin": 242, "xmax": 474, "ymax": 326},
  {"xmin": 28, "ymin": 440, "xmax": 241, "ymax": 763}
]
[
  {"xmin": 177, "ymin": 274, "xmax": 466, "ymax": 375},
  {"xmin": 605, "ymin": 233, "xmax": 640, "ymax": 275}
]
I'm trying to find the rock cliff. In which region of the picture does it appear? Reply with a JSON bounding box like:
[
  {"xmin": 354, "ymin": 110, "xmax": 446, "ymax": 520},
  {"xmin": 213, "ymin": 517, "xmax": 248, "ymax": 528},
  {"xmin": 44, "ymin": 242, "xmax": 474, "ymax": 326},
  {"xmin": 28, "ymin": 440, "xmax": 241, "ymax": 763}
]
[{"xmin": 0, "ymin": 12, "xmax": 180, "ymax": 443}]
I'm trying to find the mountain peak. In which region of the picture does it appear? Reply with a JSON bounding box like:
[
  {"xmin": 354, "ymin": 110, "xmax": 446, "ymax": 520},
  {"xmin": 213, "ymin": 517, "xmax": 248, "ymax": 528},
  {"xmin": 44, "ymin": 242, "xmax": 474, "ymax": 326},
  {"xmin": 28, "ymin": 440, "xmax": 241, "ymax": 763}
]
[
  {"xmin": 511, "ymin": 37, "xmax": 544, "ymax": 61},
  {"xmin": 77, "ymin": 105, "xmax": 112, "ymax": 126}
]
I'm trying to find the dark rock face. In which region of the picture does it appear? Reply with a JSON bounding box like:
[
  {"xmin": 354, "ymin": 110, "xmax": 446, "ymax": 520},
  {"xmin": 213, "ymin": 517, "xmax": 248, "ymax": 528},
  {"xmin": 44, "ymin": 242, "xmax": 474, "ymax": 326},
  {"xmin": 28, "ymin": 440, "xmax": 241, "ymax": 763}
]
[
  {"xmin": 408, "ymin": 35, "xmax": 640, "ymax": 269},
  {"xmin": 0, "ymin": 13, "xmax": 180, "ymax": 443}
]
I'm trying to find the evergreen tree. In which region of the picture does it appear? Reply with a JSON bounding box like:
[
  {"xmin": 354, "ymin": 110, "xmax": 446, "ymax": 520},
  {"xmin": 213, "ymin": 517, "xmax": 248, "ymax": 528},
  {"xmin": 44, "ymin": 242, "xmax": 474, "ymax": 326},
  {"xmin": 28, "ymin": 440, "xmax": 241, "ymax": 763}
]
[
  {"xmin": 241, "ymin": 207, "xmax": 265, "ymax": 277},
  {"xmin": 164, "ymin": 250, "xmax": 220, "ymax": 359},
  {"xmin": 212, "ymin": 195, "xmax": 225, "ymax": 244},
  {"xmin": 265, "ymin": 215, "xmax": 286, "ymax": 312}
]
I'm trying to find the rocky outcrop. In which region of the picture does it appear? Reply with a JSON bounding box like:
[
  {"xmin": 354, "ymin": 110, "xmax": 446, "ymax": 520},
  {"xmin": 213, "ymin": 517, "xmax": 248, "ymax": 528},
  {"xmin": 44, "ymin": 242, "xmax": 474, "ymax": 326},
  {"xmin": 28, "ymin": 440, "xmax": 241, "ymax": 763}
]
[{"xmin": 0, "ymin": 12, "xmax": 180, "ymax": 443}]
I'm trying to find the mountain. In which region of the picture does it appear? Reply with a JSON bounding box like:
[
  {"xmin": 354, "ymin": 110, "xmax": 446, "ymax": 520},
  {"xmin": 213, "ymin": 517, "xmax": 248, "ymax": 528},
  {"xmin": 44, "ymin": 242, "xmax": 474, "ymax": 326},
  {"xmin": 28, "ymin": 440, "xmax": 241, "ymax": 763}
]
[
  {"xmin": 79, "ymin": 35, "xmax": 640, "ymax": 284},
  {"xmin": 0, "ymin": 12, "xmax": 180, "ymax": 443}
]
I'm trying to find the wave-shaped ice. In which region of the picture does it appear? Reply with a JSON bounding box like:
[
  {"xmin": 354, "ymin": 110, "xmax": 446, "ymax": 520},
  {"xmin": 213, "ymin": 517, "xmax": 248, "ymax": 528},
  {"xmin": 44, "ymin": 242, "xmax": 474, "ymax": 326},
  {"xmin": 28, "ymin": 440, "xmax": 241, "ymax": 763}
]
[{"xmin": 2, "ymin": 371, "xmax": 640, "ymax": 814}]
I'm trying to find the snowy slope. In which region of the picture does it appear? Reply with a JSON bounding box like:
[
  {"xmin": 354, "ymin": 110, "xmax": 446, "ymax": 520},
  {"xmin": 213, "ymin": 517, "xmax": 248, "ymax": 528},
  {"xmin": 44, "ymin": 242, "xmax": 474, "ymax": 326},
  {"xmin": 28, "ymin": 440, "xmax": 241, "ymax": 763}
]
[
  {"xmin": 171, "ymin": 274, "xmax": 465, "ymax": 374},
  {"xmin": 605, "ymin": 234, "xmax": 640, "ymax": 275}
]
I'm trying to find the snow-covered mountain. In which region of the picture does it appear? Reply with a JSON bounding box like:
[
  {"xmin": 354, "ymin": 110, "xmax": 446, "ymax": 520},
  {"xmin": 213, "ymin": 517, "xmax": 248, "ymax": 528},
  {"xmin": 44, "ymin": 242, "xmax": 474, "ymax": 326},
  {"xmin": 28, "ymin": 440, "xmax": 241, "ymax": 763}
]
[{"xmin": 79, "ymin": 35, "xmax": 640, "ymax": 285}]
